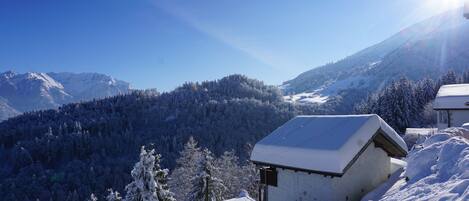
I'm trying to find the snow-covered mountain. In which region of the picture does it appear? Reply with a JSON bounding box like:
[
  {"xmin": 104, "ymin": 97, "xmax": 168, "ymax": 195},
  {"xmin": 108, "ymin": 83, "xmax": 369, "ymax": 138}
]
[
  {"xmin": 0, "ymin": 71, "xmax": 131, "ymax": 121},
  {"xmin": 0, "ymin": 98, "xmax": 19, "ymax": 121},
  {"xmin": 283, "ymin": 9, "xmax": 469, "ymax": 105},
  {"xmin": 48, "ymin": 72, "xmax": 130, "ymax": 100}
]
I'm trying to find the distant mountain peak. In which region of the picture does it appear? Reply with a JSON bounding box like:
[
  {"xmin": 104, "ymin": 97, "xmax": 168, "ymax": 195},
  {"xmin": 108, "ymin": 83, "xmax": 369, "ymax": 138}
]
[
  {"xmin": 0, "ymin": 71, "xmax": 132, "ymax": 121},
  {"xmin": 25, "ymin": 72, "xmax": 65, "ymax": 90},
  {"xmin": 1, "ymin": 70, "xmax": 16, "ymax": 79}
]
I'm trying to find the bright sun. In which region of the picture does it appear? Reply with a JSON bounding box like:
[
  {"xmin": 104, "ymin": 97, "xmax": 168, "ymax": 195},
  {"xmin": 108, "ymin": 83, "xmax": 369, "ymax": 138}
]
[{"xmin": 422, "ymin": 0, "xmax": 464, "ymax": 14}]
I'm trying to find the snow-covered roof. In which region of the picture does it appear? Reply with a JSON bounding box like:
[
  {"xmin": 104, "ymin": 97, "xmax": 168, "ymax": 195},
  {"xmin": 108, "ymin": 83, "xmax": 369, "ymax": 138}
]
[
  {"xmin": 250, "ymin": 114, "xmax": 407, "ymax": 175},
  {"xmin": 433, "ymin": 84, "xmax": 469, "ymax": 110},
  {"xmin": 405, "ymin": 128, "xmax": 437, "ymax": 136}
]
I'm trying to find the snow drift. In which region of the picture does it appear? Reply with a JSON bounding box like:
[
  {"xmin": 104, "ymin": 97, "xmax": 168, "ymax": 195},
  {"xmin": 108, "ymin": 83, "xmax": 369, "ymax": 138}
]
[
  {"xmin": 224, "ymin": 190, "xmax": 255, "ymax": 201},
  {"xmin": 362, "ymin": 127, "xmax": 469, "ymax": 201}
]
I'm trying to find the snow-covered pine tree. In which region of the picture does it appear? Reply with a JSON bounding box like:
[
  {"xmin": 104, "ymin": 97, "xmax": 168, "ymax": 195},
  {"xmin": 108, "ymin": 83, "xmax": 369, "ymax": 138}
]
[
  {"xmin": 438, "ymin": 70, "xmax": 459, "ymax": 87},
  {"xmin": 414, "ymin": 78, "xmax": 437, "ymax": 126},
  {"xmin": 415, "ymin": 78, "xmax": 436, "ymax": 107},
  {"xmin": 462, "ymin": 71, "xmax": 469, "ymax": 83},
  {"xmin": 169, "ymin": 136, "xmax": 202, "ymax": 201},
  {"xmin": 214, "ymin": 150, "xmax": 241, "ymax": 198},
  {"xmin": 240, "ymin": 161, "xmax": 259, "ymax": 199},
  {"xmin": 374, "ymin": 81, "xmax": 396, "ymax": 128},
  {"xmin": 394, "ymin": 77, "xmax": 417, "ymax": 129},
  {"xmin": 190, "ymin": 148, "xmax": 226, "ymax": 201},
  {"xmin": 124, "ymin": 146, "xmax": 159, "ymax": 201},
  {"xmin": 154, "ymin": 153, "xmax": 176, "ymax": 201},
  {"xmin": 89, "ymin": 193, "xmax": 98, "ymax": 201},
  {"xmin": 106, "ymin": 189, "xmax": 122, "ymax": 201},
  {"xmin": 357, "ymin": 77, "xmax": 419, "ymax": 132}
]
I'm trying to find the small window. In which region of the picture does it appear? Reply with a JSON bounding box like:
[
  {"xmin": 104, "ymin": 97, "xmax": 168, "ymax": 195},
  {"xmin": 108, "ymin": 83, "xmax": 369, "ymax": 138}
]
[{"xmin": 260, "ymin": 167, "xmax": 277, "ymax": 187}]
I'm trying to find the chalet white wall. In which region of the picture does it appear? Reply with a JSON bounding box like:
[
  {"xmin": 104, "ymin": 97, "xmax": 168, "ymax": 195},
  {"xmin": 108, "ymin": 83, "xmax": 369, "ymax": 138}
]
[
  {"xmin": 267, "ymin": 142, "xmax": 390, "ymax": 201},
  {"xmin": 450, "ymin": 110, "xmax": 469, "ymax": 128},
  {"xmin": 437, "ymin": 110, "xmax": 469, "ymax": 130}
]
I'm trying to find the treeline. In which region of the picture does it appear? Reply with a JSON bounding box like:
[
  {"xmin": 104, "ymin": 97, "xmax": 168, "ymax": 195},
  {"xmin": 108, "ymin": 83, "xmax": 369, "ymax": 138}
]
[
  {"xmin": 0, "ymin": 75, "xmax": 323, "ymax": 201},
  {"xmin": 89, "ymin": 138, "xmax": 257, "ymax": 201},
  {"xmin": 168, "ymin": 137, "xmax": 258, "ymax": 201},
  {"xmin": 355, "ymin": 70, "xmax": 469, "ymax": 132}
]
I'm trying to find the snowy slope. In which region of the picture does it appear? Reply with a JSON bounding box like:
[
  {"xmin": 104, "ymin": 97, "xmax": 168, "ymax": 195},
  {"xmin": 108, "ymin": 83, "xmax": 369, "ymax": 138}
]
[
  {"xmin": 362, "ymin": 127, "xmax": 469, "ymax": 201},
  {"xmin": 0, "ymin": 71, "xmax": 131, "ymax": 121},
  {"xmin": 283, "ymin": 9, "xmax": 469, "ymax": 106},
  {"xmin": 0, "ymin": 71, "xmax": 73, "ymax": 112},
  {"xmin": 283, "ymin": 91, "xmax": 329, "ymax": 104},
  {"xmin": 48, "ymin": 72, "xmax": 130, "ymax": 100},
  {"xmin": 0, "ymin": 98, "xmax": 19, "ymax": 121}
]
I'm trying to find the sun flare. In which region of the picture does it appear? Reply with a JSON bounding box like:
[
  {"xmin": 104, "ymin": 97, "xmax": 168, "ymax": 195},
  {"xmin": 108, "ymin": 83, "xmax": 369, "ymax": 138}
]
[{"xmin": 422, "ymin": 0, "xmax": 464, "ymax": 14}]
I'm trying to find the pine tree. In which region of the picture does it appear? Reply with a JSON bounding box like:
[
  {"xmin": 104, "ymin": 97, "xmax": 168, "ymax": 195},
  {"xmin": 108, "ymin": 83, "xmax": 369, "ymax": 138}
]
[
  {"xmin": 438, "ymin": 70, "xmax": 459, "ymax": 87},
  {"xmin": 214, "ymin": 150, "xmax": 240, "ymax": 198},
  {"xmin": 89, "ymin": 194, "xmax": 98, "ymax": 201},
  {"xmin": 154, "ymin": 154, "xmax": 176, "ymax": 201},
  {"xmin": 190, "ymin": 148, "xmax": 226, "ymax": 201},
  {"xmin": 124, "ymin": 146, "xmax": 159, "ymax": 201},
  {"xmin": 240, "ymin": 162, "xmax": 259, "ymax": 200},
  {"xmin": 106, "ymin": 189, "xmax": 122, "ymax": 201},
  {"xmin": 169, "ymin": 137, "xmax": 202, "ymax": 201},
  {"xmin": 382, "ymin": 77, "xmax": 419, "ymax": 131},
  {"xmin": 462, "ymin": 71, "xmax": 469, "ymax": 83},
  {"xmin": 415, "ymin": 78, "xmax": 436, "ymax": 107},
  {"xmin": 356, "ymin": 77, "xmax": 418, "ymax": 132}
]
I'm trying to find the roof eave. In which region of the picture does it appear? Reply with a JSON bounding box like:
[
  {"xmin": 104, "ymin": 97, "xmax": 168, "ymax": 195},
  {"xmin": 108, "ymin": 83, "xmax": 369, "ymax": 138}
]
[{"xmin": 251, "ymin": 160, "xmax": 344, "ymax": 177}]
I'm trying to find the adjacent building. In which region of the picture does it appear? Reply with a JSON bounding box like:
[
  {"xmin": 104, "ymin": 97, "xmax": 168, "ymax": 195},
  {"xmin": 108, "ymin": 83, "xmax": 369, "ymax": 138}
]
[
  {"xmin": 250, "ymin": 114, "xmax": 407, "ymax": 201},
  {"xmin": 433, "ymin": 84, "xmax": 469, "ymax": 130}
]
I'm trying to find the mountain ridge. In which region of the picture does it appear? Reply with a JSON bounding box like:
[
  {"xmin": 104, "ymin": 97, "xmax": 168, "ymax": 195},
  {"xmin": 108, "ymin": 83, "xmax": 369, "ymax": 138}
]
[
  {"xmin": 0, "ymin": 71, "xmax": 131, "ymax": 121},
  {"xmin": 282, "ymin": 9, "xmax": 469, "ymax": 108}
]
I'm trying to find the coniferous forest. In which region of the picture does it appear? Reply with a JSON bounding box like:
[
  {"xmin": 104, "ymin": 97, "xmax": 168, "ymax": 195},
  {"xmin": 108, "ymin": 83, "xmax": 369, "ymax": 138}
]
[
  {"xmin": 0, "ymin": 75, "xmax": 325, "ymax": 201},
  {"xmin": 355, "ymin": 70, "xmax": 469, "ymax": 132},
  {"xmin": 1, "ymin": 71, "xmax": 468, "ymax": 200}
]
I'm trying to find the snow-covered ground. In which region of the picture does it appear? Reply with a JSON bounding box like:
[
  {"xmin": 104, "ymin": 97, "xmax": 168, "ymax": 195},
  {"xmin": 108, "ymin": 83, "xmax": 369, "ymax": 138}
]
[
  {"xmin": 225, "ymin": 196, "xmax": 254, "ymax": 201},
  {"xmin": 403, "ymin": 128, "xmax": 438, "ymax": 149},
  {"xmin": 224, "ymin": 190, "xmax": 255, "ymax": 201},
  {"xmin": 362, "ymin": 127, "xmax": 469, "ymax": 201},
  {"xmin": 283, "ymin": 92, "xmax": 329, "ymax": 104},
  {"xmin": 282, "ymin": 74, "xmax": 373, "ymax": 105}
]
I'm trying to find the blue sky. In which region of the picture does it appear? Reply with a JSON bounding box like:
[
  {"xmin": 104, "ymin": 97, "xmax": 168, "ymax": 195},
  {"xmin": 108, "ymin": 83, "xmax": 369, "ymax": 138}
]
[{"xmin": 0, "ymin": 0, "xmax": 464, "ymax": 91}]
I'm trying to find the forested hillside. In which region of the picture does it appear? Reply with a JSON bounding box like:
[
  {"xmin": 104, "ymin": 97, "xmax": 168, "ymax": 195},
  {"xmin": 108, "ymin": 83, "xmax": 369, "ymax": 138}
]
[
  {"xmin": 282, "ymin": 9, "xmax": 469, "ymax": 113},
  {"xmin": 0, "ymin": 75, "xmax": 324, "ymax": 201},
  {"xmin": 355, "ymin": 70, "xmax": 469, "ymax": 133}
]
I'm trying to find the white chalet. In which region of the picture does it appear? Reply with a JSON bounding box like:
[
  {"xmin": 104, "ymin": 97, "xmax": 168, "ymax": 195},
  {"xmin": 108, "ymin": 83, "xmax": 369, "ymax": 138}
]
[
  {"xmin": 250, "ymin": 114, "xmax": 408, "ymax": 201},
  {"xmin": 433, "ymin": 84, "xmax": 469, "ymax": 130}
]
